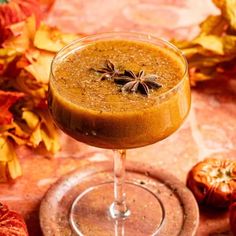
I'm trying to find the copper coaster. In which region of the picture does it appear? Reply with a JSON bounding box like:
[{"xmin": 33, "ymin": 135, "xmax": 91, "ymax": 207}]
[{"xmin": 40, "ymin": 159, "xmax": 199, "ymax": 236}]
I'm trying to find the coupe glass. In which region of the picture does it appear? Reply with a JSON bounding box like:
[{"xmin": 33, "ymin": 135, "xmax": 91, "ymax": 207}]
[{"xmin": 48, "ymin": 32, "xmax": 191, "ymax": 235}]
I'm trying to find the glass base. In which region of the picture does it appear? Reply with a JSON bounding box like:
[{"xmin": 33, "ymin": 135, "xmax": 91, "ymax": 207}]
[
  {"xmin": 70, "ymin": 182, "xmax": 164, "ymax": 236},
  {"xmin": 40, "ymin": 158, "xmax": 199, "ymax": 236}
]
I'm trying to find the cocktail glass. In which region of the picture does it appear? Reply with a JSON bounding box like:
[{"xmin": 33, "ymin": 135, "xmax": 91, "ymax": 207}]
[{"xmin": 48, "ymin": 32, "xmax": 191, "ymax": 236}]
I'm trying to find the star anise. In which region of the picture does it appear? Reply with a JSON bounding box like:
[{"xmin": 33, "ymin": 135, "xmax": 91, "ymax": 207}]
[
  {"xmin": 92, "ymin": 60, "xmax": 121, "ymax": 80},
  {"xmin": 114, "ymin": 70, "xmax": 162, "ymax": 96}
]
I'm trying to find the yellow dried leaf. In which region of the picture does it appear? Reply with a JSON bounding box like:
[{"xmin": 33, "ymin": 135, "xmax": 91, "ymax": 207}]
[
  {"xmin": 188, "ymin": 54, "xmax": 234, "ymax": 68},
  {"xmin": 0, "ymin": 136, "xmax": 22, "ymax": 181},
  {"xmin": 171, "ymin": 39, "xmax": 195, "ymax": 49},
  {"xmin": 193, "ymin": 35, "xmax": 224, "ymax": 54},
  {"xmin": 0, "ymin": 138, "xmax": 9, "ymax": 162},
  {"xmin": 39, "ymin": 111, "xmax": 60, "ymax": 153},
  {"xmin": 181, "ymin": 47, "xmax": 202, "ymax": 57},
  {"xmin": 6, "ymin": 132, "xmax": 28, "ymax": 146},
  {"xmin": 34, "ymin": 23, "xmax": 79, "ymax": 52},
  {"xmin": 213, "ymin": 0, "xmax": 236, "ymax": 30},
  {"xmin": 19, "ymin": 110, "xmax": 60, "ymax": 152},
  {"xmin": 3, "ymin": 122, "xmax": 29, "ymax": 146},
  {"xmin": 8, "ymin": 153, "xmax": 22, "ymax": 180},
  {"xmin": 199, "ymin": 15, "xmax": 226, "ymax": 36},
  {"xmin": 22, "ymin": 110, "xmax": 40, "ymax": 129},
  {"xmin": 29, "ymin": 123, "xmax": 42, "ymax": 147},
  {"xmin": 222, "ymin": 35, "xmax": 236, "ymax": 54},
  {"xmin": 0, "ymin": 48, "xmax": 18, "ymax": 74}
]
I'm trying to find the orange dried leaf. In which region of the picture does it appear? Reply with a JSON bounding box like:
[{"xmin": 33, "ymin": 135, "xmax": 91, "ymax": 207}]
[
  {"xmin": 0, "ymin": 162, "xmax": 7, "ymax": 182},
  {"xmin": 3, "ymin": 16, "xmax": 37, "ymax": 53},
  {"xmin": 0, "ymin": 90, "xmax": 24, "ymax": 125},
  {"xmin": 24, "ymin": 50, "xmax": 54, "ymax": 83},
  {"xmin": 15, "ymin": 73, "xmax": 47, "ymax": 103},
  {"xmin": 34, "ymin": 23, "xmax": 78, "ymax": 52}
]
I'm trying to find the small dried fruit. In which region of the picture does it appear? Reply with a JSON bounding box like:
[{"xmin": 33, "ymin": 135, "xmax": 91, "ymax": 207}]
[
  {"xmin": 187, "ymin": 158, "xmax": 236, "ymax": 208},
  {"xmin": 0, "ymin": 202, "xmax": 28, "ymax": 236}
]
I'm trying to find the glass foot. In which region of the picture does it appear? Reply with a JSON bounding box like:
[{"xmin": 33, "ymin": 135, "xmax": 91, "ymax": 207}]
[
  {"xmin": 40, "ymin": 157, "xmax": 199, "ymax": 236},
  {"xmin": 70, "ymin": 182, "xmax": 164, "ymax": 236}
]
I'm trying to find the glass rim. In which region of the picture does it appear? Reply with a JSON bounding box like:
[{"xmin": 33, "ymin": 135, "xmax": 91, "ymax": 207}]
[{"xmin": 50, "ymin": 31, "xmax": 189, "ymax": 100}]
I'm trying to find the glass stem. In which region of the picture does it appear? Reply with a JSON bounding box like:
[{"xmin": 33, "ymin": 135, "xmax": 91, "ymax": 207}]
[{"xmin": 109, "ymin": 149, "xmax": 130, "ymax": 219}]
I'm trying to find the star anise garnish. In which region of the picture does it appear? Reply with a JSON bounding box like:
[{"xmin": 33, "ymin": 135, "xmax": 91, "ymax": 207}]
[
  {"xmin": 114, "ymin": 70, "xmax": 162, "ymax": 96},
  {"xmin": 92, "ymin": 60, "xmax": 121, "ymax": 80}
]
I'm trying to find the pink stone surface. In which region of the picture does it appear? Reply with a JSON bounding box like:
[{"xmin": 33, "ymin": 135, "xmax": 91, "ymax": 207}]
[{"xmin": 0, "ymin": 0, "xmax": 236, "ymax": 235}]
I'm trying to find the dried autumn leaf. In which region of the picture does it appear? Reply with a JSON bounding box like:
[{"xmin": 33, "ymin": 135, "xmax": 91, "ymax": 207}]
[
  {"xmin": 189, "ymin": 67, "xmax": 216, "ymax": 85},
  {"xmin": 188, "ymin": 54, "xmax": 233, "ymax": 68},
  {"xmin": 21, "ymin": 110, "xmax": 60, "ymax": 153},
  {"xmin": 22, "ymin": 110, "xmax": 41, "ymax": 147},
  {"xmin": 0, "ymin": 48, "xmax": 18, "ymax": 75},
  {"xmin": 39, "ymin": 110, "xmax": 60, "ymax": 153},
  {"xmin": 0, "ymin": 90, "xmax": 24, "ymax": 125},
  {"xmin": 34, "ymin": 23, "xmax": 78, "ymax": 52},
  {"xmin": 222, "ymin": 35, "xmax": 236, "ymax": 54},
  {"xmin": 199, "ymin": 15, "xmax": 226, "ymax": 36},
  {"xmin": 193, "ymin": 35, "xmax": 224, "ymax": 55},
  {"xmin": 24, "ymin": 50, "xmax": 55, "ymax": 84},
  {"xmin": 0, "ymin": 136, "xmax": 22, "ymax": 181},
  {"xmin": 22, "ymin": 110, "xmax": 39, "ymax": 129},
  {"xmin": 213, "ymin": 0, "xmax": 236, "ymax": 31},
  {"xmin": 1, "ymin": 121, "xmax": 30, "ymax": 145},
  {"xmin": 3, "ymin": 16, "xmax": 37, "ymax": 53},
  {"xmin": 0, "ymin": 162, "xmax": 7, "ymax": 182},
  {"xmin": 15, "ymin": 71, "xmax": 47, "ymax": 103}
]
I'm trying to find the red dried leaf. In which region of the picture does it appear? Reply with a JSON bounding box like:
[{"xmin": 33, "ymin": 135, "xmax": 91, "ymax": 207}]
[
  {"xmin": 0, "ymin": 90, "xmax": 24, "ymax": 125},
  {"xmin": 0, "ymin": 0, "xmax": 42, "ymax": 43},
  {"xmin": 0, "ymin": 202, "xmax": 28, "ymax": 236}
]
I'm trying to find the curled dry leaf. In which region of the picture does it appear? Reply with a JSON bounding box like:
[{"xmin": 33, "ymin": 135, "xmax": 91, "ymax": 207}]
[
  {"xmin": 0, "ymin": 0, "xmax": 42, "ymax": 44},
  {"xmin": 34, "ymin": 23, "xmax": 79, "ymax": 52},
  {"xmin": 187, "ymin": 158, "xmax": 236, "ymax": 208},
  {"xmin": 0, "ymin": 202, "xmax": 28, "ymax": 236},
  {"xmin": 2, "ymin": 16, "xmax": 37, "ymax": 53},
  {"xmin": 21, "ymin": 109, "xmax": 60, "ymax": 153},
  {"xmin": 0, "ymin": 136, "xmax": 22, "ymax": 181},
  {"xmin": 0, "ymin": 13, "xmax": 82, "ymax": 181},
  {"xmin": 172, "ymin": 0, "xmax": 236, "ymax": 85}
]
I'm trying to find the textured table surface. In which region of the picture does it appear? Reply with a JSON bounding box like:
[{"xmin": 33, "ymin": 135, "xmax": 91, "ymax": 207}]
[{"xmin": 1, "ymin": 1, "xmax": 236, "ymax": 235}]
